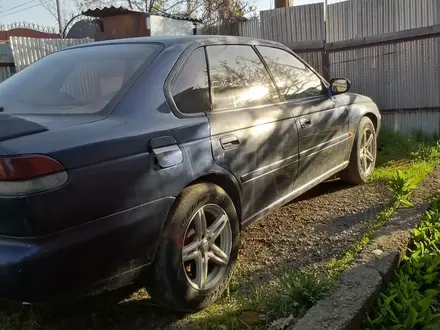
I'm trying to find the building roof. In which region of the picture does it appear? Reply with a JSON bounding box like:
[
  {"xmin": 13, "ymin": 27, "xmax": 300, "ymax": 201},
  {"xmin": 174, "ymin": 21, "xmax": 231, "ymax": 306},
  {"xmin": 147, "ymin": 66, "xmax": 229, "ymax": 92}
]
[
  {"xmin": 152, "ymin": 13, "xmax": 203, "ymax": 24},
  {"xmin": 82, "ymin": 6, "xmax": 141, "ymax": 18},
  {"xmin": 82, "ymin": 6, "xmax": 203, "ymax": 23}
]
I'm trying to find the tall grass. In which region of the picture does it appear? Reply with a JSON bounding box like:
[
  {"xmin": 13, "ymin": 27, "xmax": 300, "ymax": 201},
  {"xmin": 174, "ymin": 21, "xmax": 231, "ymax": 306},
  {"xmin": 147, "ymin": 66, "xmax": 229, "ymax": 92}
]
[{"xmin": 372, "ymin": 129, "xmax": 440, "ymax": 182}]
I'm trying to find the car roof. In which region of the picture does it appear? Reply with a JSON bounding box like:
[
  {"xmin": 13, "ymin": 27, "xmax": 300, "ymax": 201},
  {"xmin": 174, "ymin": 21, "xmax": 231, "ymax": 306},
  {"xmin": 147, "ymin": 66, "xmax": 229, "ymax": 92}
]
[{"xmin": 68, "ymin": 35, "xmax": 286, "ymax": 50}]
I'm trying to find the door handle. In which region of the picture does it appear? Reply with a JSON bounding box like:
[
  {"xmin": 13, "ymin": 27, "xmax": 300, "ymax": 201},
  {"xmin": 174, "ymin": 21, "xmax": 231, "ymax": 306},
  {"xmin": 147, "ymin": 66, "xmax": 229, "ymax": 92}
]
[
  {"xmin": 150, "ymin": 136, "xmax": 183, "ymax": 169},
  {"xmin": 220, "ymin": 135, "xmax": 240, "ymax": 150},
  {"xmin": 299, "ymin": 117, "xmax": 312, "ymax": 128}
]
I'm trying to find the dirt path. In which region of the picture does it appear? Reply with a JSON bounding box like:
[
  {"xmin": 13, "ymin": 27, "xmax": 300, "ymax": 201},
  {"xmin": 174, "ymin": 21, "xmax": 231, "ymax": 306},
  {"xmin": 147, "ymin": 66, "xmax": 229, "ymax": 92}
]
[
  {"xmin": 0, "ymin": 180, "xmax": 394, "ymax": 330},
  {"xmin": 237, "ymin": 180, "xmax": 392, "ymax": 287}
]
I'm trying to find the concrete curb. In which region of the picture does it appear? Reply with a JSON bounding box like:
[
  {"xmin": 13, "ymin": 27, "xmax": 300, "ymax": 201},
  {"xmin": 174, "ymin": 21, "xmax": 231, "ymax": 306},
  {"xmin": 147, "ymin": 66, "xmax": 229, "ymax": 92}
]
[{"xmin": 290, "ymin": 203, "xmax": 430, "ymax": 330}]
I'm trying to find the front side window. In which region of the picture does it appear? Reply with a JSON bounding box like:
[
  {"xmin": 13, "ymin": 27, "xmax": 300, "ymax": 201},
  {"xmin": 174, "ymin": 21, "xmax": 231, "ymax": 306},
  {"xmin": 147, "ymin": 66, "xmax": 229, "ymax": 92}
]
[
  {"xmin": 206, "ymin": 45, "xmax": 280, "ymax": 111},
  {"xmin": 257, "ymin": 46, "xmax": 325, "ymax": 100},
  {"xmin": 170, "ymin": 48, "xmax": 210, "ymax": 114},
  {"xmin": 0, "ymin": 43, "xmax": 162, "ymax": 114}
]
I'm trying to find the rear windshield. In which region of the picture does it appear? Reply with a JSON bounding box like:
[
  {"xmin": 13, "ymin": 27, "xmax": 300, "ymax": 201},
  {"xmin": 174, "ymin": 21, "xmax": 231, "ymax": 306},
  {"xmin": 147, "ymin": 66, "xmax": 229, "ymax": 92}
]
[{"xmin": 0, "ymin": 43, "xmax": 162, "ymax": 114}]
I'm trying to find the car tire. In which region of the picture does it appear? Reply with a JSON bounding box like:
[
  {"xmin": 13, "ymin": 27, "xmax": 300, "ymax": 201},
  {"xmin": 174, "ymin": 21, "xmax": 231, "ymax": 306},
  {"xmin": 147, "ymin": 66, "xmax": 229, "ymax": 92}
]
[
  {"xmin": 341, "ymin": 116, "xmax": 377, "ymax": 185},
  {"xmin": 145, "ymin": 182, "xmax": 240, "ymax": 312}
]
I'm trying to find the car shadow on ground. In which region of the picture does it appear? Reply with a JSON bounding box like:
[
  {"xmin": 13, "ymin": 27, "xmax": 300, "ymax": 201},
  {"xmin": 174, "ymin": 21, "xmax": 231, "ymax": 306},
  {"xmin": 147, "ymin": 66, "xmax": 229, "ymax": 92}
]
[
  {"xmin": 290, "ymin": 177, "xmax": 354, "ymax": 203},
  {"xmin": 0, "ymin": 179, "xmax": 372, "ymax": 330}
]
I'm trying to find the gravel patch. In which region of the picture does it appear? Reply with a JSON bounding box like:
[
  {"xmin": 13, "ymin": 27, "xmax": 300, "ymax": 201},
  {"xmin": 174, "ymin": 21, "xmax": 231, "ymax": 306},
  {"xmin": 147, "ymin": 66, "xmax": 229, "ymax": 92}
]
[
  {"xmin": 410, "ymin": 165, "xmax": 440, "ymax": 206},
  {"xmin": 236, "ymin": 180, "xmax": 393, "ymax": 287}
]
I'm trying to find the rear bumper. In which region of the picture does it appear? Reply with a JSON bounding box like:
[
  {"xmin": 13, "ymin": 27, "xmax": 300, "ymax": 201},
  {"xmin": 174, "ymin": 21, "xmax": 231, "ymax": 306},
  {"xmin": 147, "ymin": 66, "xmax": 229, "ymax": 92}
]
[{"xmin": 0, "ymin": 196, "xmax": 174, "ymax": 302}]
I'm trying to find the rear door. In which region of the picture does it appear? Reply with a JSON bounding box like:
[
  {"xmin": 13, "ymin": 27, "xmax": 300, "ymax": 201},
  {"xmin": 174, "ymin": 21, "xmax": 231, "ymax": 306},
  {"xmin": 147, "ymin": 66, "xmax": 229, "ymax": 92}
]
[
  {"xmin": 256, "ymin": 46, "xmax": 350, "ymax": 190},
  {"xmin": 206, "ymin": 44, "xmax": 300, "ymax": 222}
]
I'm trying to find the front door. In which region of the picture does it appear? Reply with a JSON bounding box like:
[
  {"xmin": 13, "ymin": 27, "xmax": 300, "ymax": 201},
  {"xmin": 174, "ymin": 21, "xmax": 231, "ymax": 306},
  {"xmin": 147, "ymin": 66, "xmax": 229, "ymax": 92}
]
[
  {"xmin": 291, "ymin": 98, "xmax": 349, "ymax": 188},
  {"xmin": 206, "ymin": 44, "xmax": 300, "ymax": 222},
  {"xmin": 256, "ymin": 46, "xmax": 350, "ymax": 190}
]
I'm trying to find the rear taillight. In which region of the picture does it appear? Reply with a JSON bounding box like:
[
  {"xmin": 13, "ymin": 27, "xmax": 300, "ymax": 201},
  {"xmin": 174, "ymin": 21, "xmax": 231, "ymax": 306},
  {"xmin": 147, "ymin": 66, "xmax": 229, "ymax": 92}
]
[{"xmin": 0, "ymin": 155, "xmax": 68, "ymax": 196}]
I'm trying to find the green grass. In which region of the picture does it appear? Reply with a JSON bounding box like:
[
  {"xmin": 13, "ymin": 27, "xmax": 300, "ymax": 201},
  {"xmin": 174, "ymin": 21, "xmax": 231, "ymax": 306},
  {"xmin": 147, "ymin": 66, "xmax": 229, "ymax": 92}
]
[
  {"xmin": 190, "ymin": 270, "xmax": 335, "ymax": 330},
  {"xmin": 364, "ymin": 192, "xmax": 440, "ymax": 329},
  {"xmin": 372, "ymin": 129, "xmax": 440, "ymax": 182},
  {"xmin": 330, "ymin": 129, "xmax": 440, "ymax": 276}
]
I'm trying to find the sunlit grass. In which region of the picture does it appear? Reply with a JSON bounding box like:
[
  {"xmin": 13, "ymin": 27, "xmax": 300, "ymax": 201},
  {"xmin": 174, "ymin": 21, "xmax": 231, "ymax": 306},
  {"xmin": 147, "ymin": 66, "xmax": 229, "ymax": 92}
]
[{"xmin": 371, "ymin": 129, "xmax": 440, "ymax": 183}]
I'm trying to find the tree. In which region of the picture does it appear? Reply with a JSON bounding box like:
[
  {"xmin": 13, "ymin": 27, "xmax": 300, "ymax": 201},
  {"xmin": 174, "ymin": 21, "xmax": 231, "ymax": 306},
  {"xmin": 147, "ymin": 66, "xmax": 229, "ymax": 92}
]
[{"xmin": 38, "ymin": 0, "xmax": 91, "ymax": 35}]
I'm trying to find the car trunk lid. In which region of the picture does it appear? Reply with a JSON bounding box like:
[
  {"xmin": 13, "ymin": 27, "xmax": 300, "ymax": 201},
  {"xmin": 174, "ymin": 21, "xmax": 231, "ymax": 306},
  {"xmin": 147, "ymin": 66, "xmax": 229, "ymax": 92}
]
[{"xmin": 0, "ymin": 112, "xmax": 104, "ymax": 142}]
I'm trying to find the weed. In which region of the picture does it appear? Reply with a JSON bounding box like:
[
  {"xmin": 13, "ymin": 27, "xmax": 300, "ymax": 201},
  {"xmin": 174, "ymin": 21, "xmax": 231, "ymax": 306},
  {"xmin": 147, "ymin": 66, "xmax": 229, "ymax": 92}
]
[
  {"xmin": 388, "ymin": 170, "xmax": 417, "ymax": 207},
  {"xmin": 192, "ymin": 271, "xmax": 335, "ymax": 329},
  {"xmin": 330, "ymin": 140, "xmax": 438, "ymax": 276},
  {"xmin": 365, "ymin": 193, "xmax": 440, "ymax": 329},
  {"xmin": 412, "ymin": 141, "xmax": 440, "ymax": 163},
  {"xmin": 263, "ymin": 271, "xmax": 334, "ymax": 329},
  {"xmin": 278, "ymin": 270, "xmax": 334, "ymax": 311}
]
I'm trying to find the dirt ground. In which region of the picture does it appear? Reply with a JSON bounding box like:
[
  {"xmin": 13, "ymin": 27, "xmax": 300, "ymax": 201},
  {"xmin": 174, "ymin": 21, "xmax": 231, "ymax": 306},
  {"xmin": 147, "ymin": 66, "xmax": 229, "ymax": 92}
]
[
  {"xmin": 237, "ymin": 179, "xmax": 393, "ymax": 286},
  {"xmin": 0, "ymin": 179, "xmax": 396, "ymax": 330}
]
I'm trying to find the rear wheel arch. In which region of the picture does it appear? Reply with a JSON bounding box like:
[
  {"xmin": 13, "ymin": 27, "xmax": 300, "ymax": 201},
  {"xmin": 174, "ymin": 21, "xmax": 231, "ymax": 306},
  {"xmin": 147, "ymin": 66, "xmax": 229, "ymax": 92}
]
[
  {"xmin": 146, "ymin": 181, "xmax": 240, "ymax": 311},
  {"xmin": 189, "ymin": 173, "xmax": 243, "ymax": 226},
  {"xmin": 150, "ymin": 172, "xmax": 242, "ymax": 264}
]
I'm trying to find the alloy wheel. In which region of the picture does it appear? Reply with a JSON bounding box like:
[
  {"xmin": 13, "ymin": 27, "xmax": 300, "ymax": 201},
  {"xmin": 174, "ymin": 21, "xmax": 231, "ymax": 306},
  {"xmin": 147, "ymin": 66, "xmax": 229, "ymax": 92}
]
[
  {"xmin": 359, "ymin": 127, "xmax": 375, "ymax": 176},
  {"xmin": 182, "ymin": 204, "xmax": 232, "ymax": 290}
]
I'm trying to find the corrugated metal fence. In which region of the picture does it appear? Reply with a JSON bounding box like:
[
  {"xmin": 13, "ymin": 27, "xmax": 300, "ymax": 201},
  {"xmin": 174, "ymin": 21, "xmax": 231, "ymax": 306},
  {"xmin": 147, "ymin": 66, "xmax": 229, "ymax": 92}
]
[
  {"xmin": 215, "ymin": 0, "xmax": 440, "ymax": 43},
  {"xmin": 238, "ymin": 18, "xmax": 261, "ymax": 38},
  {"xmin": 329, "ymin": 36, "xmax": 440, "ymax": 110},
  {"xmin": 202, "ymin": 0, "xmax": 440, "ymax": 135},
  {"xmin": 327, "ymin": 0, "xmax": 440, "ymax": 42},
  {"xmin": 381, "ymin": 110, "xmax": 440, "ymax": 136},
  {"xmin": 260, "ymin": 4, "xmax": 324, "ymax": 43},
  {"xmin": 10, "ymin": 36, "xmax": 94, "ymax": 71}
]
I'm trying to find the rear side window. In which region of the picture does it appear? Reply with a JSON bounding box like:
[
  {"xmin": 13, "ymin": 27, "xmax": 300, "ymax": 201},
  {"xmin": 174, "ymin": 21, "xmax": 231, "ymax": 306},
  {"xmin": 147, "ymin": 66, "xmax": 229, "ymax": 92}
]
[
  {"xmin": 0, "ymin": 43, "xmax": 162, "ymax": 114},
  {"xmin": 206, "ymin": 45, "xmax": 280, "ymax": 111},
  {"xmin": 170, "ymin": 48, "xmax": 210, "ymax": 114},
  {"xmin": 257, "ymin": 46, "xmax": 325, "ymax": 100}
]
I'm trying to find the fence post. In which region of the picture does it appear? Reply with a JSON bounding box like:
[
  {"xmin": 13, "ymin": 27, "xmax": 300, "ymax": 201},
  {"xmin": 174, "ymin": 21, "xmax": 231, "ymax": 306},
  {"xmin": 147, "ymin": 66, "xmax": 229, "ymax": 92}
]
[{"xmin": 322, "ymin": 49, "xmax": 330, "ymax": 81}]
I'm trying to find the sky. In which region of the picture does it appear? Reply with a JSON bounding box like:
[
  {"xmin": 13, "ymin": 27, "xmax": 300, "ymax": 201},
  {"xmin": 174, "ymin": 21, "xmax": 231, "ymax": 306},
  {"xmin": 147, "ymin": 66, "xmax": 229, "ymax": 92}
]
[{"xmin": 0, "ymin": 0, "xmax": 344, "ymax": 29}]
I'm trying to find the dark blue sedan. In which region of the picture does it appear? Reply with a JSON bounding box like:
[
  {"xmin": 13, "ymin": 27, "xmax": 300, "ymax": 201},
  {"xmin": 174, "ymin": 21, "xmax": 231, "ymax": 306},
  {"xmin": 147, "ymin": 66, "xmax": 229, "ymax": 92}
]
[{"xmin": 0, "ymin": 35, "xmax": 380, "ymax": 312}]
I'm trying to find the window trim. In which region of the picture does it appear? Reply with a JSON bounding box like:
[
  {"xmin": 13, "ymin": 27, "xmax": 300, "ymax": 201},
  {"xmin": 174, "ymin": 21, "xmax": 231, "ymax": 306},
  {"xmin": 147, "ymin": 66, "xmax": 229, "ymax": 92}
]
[
  {"xmin": 255, "ymin": 45, "xmax": 330, "ymax": 103},
  {"xmin": 206, "ymin": 44, "xmax": 283, "ymax": 112},
  {"xmin": 251, "ymin": 44, "xmax": 284, "ymax": 104},
  {"xmin": 37, "ymin": 42, "xmax": 164, "ymax": 116},
  {"xmin": 164, "ymin": 45, "xmax": 210, "ymax": 118},
  {"xmin": 164, "ymin": 41, "xmax": 330, "ymax": 118}
]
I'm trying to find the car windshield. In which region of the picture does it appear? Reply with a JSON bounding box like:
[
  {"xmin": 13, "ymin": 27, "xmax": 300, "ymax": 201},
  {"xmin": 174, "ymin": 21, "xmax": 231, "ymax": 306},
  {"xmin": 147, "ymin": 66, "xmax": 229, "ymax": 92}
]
[{"xmin": 0, "ymin": 43, "xmax": 162, "ymax": 114}]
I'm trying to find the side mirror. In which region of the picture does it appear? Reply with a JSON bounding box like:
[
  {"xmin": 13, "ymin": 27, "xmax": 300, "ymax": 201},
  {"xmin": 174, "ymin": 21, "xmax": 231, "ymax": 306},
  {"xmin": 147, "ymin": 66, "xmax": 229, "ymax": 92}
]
[{"xmin": 330, "ymin": 78, "xmax": 351, "ymax": 94}]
